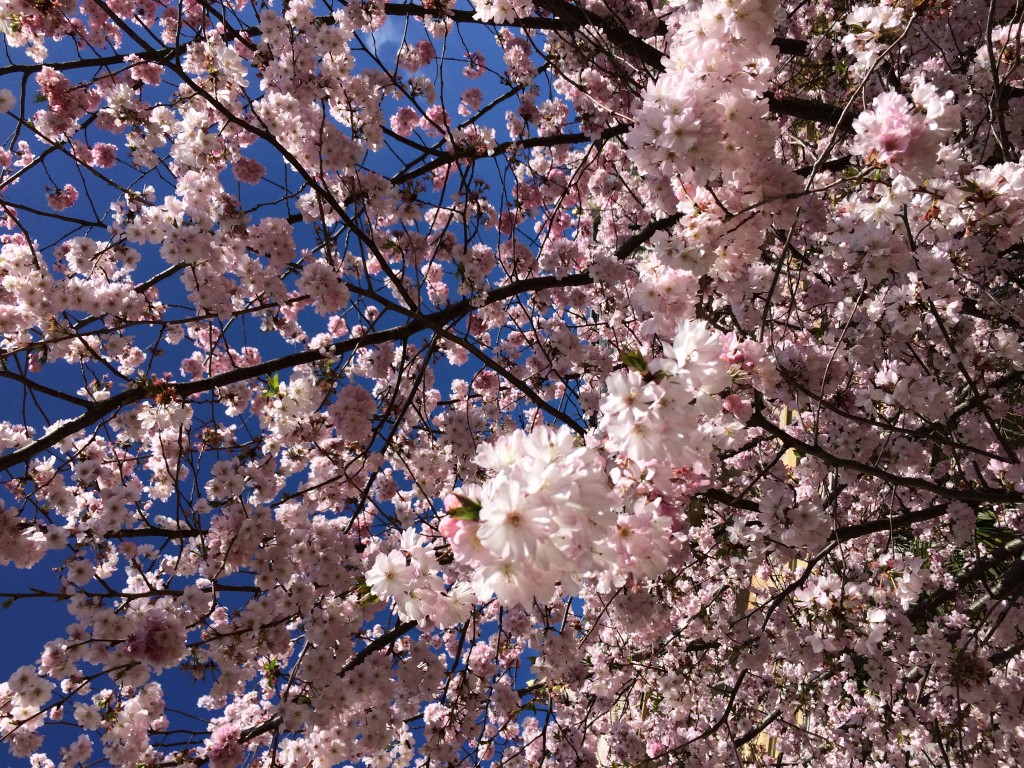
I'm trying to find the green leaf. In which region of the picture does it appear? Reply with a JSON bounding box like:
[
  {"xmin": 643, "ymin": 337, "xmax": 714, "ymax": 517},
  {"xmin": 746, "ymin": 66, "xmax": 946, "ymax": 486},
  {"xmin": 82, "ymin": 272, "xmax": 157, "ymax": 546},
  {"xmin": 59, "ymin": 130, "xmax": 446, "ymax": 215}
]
[
  {"xmin": 263, "ymin": 372, "xmax": 280, "ymax": 398},
  {"xmin": 620, "ymin": 348, "xmax": 648, "ymax": 373},
  {"xmin": 448, "ymin": 494, "xmax": 481, "ymax": 521},
  {"xmin": 355, "ymin": 577, "xmax": 379, "ymax": 606}
]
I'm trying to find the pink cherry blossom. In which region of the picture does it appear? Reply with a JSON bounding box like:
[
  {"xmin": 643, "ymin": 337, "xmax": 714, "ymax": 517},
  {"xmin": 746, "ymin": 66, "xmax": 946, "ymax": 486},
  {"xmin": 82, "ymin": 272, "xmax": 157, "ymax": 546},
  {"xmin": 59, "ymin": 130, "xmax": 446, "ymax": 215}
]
[
  {"xmin": 0, "ymin": 0, "xmax": 1022, "ymax": 766},
  {"xmin": 46, "ymin": 184, "xmax": 78, "ymax": 211},
  {"xmin": 231, "ymin": 155, "xmax": 266, "ymax": 184}
]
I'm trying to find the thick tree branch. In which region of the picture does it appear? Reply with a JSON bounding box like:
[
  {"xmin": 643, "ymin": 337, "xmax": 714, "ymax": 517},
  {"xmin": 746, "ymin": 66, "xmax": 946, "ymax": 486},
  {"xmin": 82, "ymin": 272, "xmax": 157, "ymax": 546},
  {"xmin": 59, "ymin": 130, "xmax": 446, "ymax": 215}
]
[
  {"xmin": 749, "ymin": 406, "xmax": 1023, "ymax": 505},
  {"xmin": 0, "ymin": 273, "xmax": 592, "ymax": 473}
]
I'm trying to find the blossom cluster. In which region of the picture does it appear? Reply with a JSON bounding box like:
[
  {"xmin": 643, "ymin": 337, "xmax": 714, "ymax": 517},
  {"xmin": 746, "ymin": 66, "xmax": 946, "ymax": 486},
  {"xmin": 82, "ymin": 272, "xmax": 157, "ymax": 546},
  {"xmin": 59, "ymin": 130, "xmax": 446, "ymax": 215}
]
[
  {"xmin": 851, "ymin": 81, "xmax": 958, "ymax": 180},
  {"xmin": 433, "ymin": 321, "xmax": 756, "ymax": 606},
  {"xmin": 2, "ymin": 0, "xmax": 1024, "ymax": 765}
]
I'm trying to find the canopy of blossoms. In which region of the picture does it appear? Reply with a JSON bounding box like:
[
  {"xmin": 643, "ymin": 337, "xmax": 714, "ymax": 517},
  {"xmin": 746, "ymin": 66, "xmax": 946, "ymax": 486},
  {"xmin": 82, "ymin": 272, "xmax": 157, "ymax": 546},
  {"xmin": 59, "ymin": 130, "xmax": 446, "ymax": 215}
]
[{"xmin": 1, "ymin": 0, "xmax": 1023, "ymax": 765}]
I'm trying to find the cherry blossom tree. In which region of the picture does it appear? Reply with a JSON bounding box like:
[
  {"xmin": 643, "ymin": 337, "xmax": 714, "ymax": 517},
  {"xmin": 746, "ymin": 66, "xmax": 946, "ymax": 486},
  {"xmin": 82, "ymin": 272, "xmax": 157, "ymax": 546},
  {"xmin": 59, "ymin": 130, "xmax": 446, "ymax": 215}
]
[{"xmin": 2, "ymin": 0, "xmax": 1024, "ymax": 765}]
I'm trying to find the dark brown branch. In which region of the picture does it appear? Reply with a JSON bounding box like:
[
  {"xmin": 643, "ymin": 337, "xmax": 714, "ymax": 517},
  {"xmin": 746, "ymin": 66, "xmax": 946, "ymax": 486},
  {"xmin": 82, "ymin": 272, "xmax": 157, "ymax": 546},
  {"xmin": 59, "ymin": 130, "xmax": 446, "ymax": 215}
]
[
  {"xmin": 390, "ymin": 125, "xmax": 628, "ymax": 187},
  {"xmin": 766, "ymin": 93, "xmax": 855, "ymax": 132},
  {"xmin": 233, "ymin": 620, "xmax": 418, "ymax": 749},
  {"xmin": 0, "ymin": 368, "xmax": 92, "ymax": 408},
  {"xmin": 834, "ymin": 504, "xmax": 950, "ymax": 541},
  {"xmin": 0, "ymin": 273, "xmax": 592, "ymax": 473},
  {"xmin": 907, "ymin": 537, "xmax": 1024, "ymax": 624},
  {"xmin": 749, "ymin": 405, "xmax": 1023, "ymax": 504},
  {"xmin": 0, "ymin": 45, "xmax": 183, "ymax": 77},
  {"xmin": 382, "ymin": 1, "xmax": 809, "ymax": 59},
  {"xmin": 613, "ymin": 213, "xmax": 683, "ymax": 262}
]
